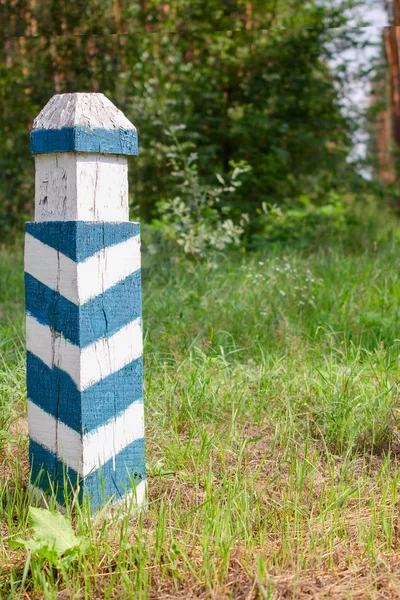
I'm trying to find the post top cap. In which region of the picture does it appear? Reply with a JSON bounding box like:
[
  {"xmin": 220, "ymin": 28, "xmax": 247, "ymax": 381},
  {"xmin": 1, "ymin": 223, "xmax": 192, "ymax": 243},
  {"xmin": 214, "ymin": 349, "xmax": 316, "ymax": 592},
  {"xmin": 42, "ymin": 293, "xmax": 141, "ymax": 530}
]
[{"xmin": 31, "ymin": 93, "xmax": 138, "ymax": 156}]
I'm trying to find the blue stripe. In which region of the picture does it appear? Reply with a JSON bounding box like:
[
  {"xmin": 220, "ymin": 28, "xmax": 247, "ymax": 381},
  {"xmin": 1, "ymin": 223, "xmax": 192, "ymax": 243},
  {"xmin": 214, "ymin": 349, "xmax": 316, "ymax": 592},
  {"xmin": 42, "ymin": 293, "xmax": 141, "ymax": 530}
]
[
  {"xmin": 30, "ymin": 437, "xmax": 146, "ymax": 511},
  {"xmin": 30, "ymin": 126, "xmax": 139, "ymax": 156},
  {"xmin": 25, "ymin": 270, "xmax": 142, "ymax": 348},
  {"xmin": 25, "ymin": 222, "xmax": 140, "ymax": 263},
  {"xmin": 27, "ymin": 352, "xmax": 143, "ymax": 434}
]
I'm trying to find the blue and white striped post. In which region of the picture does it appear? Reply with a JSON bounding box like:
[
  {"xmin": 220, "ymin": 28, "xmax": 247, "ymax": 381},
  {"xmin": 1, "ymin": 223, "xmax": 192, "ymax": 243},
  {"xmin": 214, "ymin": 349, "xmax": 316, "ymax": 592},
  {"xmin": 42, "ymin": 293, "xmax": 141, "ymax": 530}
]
[{"xmin": 24, "ymin": 93, "xmax": 146, "ymax": 512}]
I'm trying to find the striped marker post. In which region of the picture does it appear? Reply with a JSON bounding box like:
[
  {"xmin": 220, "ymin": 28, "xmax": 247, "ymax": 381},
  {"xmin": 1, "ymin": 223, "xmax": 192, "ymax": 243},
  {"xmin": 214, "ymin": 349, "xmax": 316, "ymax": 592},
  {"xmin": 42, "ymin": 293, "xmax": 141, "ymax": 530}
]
[{"xmin": 25, "ymin": 93, "xmax": 146, "ymax": 512}]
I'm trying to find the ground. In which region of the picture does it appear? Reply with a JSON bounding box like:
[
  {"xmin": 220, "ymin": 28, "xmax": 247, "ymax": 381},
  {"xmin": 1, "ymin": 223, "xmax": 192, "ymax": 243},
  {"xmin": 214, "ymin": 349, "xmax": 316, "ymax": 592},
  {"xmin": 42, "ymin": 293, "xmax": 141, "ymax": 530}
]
[{"xmin": 2, "ymin": 238, "xmax": 400, "ymax": 599}]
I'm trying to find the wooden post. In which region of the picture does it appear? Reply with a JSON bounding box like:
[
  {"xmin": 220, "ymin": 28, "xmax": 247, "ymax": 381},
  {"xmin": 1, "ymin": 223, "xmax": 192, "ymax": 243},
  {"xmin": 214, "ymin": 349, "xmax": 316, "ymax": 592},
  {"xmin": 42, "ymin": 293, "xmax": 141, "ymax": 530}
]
[{"xmin": 25, "ymin": 93, "xmax": 146, "ymax": 512}]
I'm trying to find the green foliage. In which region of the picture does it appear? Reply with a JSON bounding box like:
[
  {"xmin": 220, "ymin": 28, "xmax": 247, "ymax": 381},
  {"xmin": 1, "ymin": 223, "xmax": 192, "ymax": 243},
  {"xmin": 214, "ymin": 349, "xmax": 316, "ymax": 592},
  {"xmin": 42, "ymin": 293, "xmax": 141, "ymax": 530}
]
[
  {"xmin": 0, "ymin": 0, "xmax": 368, "ymax": 240},
  {"xmin": 130, "ymin": 9, "xmax": 362, "ymax": 219},
  {"xmin": 252, "ymin": 195, "xmax": 359, "ymax": 247},
  {"xmin": 147, "ymin": 127, "xmax": 250, "ymax": 257},
  {"xmin": 12, "ymin": 507, "xmax": 89, "ymax": 567}
]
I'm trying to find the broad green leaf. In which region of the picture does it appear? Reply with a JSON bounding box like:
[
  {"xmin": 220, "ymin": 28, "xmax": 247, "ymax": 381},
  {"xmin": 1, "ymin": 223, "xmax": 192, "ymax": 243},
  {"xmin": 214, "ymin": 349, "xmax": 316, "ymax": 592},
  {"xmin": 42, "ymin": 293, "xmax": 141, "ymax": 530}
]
[
  {"xmin": 11, "ymin": 507, "xmax": 89, "ymax": 565},
  {"xmin": 28, "ymin": 507, "xmax": 80, "ymax": 554}
]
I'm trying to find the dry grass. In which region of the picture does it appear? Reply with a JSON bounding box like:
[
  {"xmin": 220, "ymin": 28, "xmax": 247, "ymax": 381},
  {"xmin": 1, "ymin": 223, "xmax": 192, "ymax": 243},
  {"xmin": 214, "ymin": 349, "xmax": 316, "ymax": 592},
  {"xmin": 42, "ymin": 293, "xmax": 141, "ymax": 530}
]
[{"xmin": 2, "ymin": 412, "xmax": 400, "ymax": 598}]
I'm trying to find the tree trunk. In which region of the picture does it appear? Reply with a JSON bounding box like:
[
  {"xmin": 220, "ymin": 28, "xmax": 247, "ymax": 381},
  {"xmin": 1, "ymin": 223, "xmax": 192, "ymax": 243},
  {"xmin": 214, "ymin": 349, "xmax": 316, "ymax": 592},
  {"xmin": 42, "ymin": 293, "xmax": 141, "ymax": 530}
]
[
  {"xmin": 384, "ymin": 1, "xmax": 400, "ymax": 194},
  {"xmin": 384, "ymin": 26, "xmax": 400, "ymax": 148}
]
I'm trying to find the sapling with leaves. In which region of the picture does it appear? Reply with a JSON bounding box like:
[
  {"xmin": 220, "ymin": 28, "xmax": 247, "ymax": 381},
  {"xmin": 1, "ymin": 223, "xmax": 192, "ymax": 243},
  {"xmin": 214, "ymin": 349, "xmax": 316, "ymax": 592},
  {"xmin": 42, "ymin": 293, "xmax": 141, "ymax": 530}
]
[{"xmin": 149, "ymin": 125, "xmax": 251, "ymax": 258}]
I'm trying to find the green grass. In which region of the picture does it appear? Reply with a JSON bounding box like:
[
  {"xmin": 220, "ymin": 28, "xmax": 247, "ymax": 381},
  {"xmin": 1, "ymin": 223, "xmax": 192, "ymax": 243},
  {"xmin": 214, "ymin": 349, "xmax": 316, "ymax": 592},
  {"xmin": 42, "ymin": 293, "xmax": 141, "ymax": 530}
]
[{"xmin": 3, "ymin": 237, "xmax": 400, "ymax": 598}]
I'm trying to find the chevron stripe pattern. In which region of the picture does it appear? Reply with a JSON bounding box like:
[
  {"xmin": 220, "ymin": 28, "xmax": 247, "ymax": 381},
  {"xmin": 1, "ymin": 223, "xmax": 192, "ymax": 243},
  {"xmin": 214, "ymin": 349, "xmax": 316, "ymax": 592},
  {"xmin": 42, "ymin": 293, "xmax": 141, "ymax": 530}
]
[{"xmin": 25, "ymin": 221, "xmax": 146, "ymax": 510}]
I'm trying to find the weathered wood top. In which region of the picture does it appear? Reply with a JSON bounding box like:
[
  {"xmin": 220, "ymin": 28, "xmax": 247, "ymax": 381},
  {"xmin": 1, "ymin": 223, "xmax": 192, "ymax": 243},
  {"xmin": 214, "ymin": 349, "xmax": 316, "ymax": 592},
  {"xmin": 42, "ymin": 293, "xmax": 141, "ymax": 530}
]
[
  {"xmin": 31, "ymin": 93, "xmax": 139, "ymax": 156},
  {"xmin": 33, "ymin": 93, "xmax": 136, "ymax": 131}
]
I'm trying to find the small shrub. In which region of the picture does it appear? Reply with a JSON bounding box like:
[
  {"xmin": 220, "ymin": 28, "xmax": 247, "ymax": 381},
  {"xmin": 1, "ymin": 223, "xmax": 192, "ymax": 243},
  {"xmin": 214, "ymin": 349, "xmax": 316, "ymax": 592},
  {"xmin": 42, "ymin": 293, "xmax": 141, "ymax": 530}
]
[
  {"xmin": 251, "ymin": 193, "xmax": 392, "ymax": 251},
  {"xmin": 146, "ymin": 126, "xmax": 251, "ymax": 259}
]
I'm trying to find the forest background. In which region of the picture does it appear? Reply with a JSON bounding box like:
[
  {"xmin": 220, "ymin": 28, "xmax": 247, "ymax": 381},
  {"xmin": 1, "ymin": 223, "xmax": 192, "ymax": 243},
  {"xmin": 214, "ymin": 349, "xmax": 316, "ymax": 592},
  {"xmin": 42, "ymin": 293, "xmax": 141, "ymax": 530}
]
[{"xmin": 1, "ymin": 0, "xmax": 394, "ymax": 255}]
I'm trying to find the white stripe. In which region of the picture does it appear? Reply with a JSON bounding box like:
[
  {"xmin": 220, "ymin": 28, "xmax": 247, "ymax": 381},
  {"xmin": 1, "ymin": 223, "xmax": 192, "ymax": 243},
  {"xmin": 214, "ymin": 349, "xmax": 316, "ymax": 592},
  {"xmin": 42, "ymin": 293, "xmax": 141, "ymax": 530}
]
[
  {"xmin": 24, "ymin": 233, "xmax": 141, "ymax": 305},
  {"xmin": 25, "ymin": 233, "xmax": 78, "ymax": 304},
  {"xmin": 28, "ymin": 401, "xmax": 82, "ymax": 467},
  {"xmin": 26, "ymin": 315, "xmax": 143, "ymax": 391},
  {"xmin": 109, "ymin": 480, "xmax": 147, "ymax": 511},
  {"xmin": 83, "ymin": 401, "xmax": 144, "ymax": 476},
  {"xmin": 28, "ymin": 400, "xmax": 145, "ymax": 477},
  {"xmin": 26, "ymin": 313, "xmax": 80, "ymax": 375}
]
